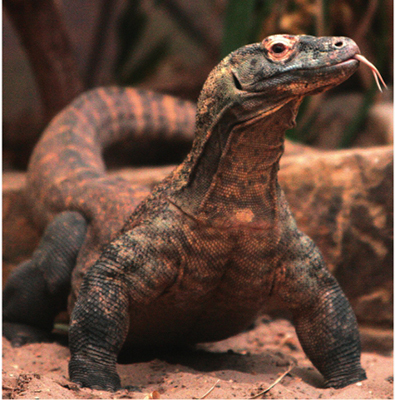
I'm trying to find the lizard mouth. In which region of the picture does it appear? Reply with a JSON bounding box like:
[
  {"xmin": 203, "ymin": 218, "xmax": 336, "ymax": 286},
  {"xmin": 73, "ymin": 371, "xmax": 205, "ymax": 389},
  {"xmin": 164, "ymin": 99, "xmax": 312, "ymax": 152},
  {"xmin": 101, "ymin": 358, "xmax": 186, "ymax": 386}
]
[
  {"xmin": 319, "ymin": 54, "xmax": 386, "ymax": 92},
  {"xmin": 296, "ymin": 52, "xmax": 386, "ymax": 95},
  {"xmin": 277, "ymin": 57, "xmax": 360, "ymax": 94},
  {"xmin": 310, "ymin": 56, "xmax": 359, "ymax": 75}
]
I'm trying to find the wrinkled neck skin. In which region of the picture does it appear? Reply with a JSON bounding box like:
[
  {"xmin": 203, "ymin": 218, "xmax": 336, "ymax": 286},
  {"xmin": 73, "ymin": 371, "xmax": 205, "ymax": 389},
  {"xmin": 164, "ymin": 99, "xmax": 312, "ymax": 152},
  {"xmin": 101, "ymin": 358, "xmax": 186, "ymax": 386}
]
[{"xmin": 171, "ymin": 98, "xmax": 302, "ymax": 229}]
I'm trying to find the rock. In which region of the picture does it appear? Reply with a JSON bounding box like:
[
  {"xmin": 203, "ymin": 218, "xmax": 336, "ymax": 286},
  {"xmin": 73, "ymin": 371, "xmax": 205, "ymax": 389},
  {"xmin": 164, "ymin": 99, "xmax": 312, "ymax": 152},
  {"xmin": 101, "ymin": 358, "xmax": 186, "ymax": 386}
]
[{"xmin": 279, "ymin": 146, "xmax": 393, "ymax": 325}]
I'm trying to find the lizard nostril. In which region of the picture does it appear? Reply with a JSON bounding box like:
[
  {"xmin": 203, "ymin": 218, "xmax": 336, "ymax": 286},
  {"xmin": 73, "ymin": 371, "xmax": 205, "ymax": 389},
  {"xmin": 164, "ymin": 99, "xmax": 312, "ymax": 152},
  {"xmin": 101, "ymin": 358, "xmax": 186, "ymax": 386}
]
[
  {"xmin": 232, "ymin": 71, "xmax": 243, "ymax": 90},
  {"xmin": 334, "ymin": 41, "xmax": 344, "ymax": 48}
]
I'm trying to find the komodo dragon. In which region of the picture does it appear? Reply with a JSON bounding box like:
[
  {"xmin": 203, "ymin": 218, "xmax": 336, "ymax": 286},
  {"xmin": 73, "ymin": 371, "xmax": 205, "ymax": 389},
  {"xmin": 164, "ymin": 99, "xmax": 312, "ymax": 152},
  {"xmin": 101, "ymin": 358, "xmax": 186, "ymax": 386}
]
[{"xmin": 5, "ymin": 34, "xmax": 382, "ymax": 391}]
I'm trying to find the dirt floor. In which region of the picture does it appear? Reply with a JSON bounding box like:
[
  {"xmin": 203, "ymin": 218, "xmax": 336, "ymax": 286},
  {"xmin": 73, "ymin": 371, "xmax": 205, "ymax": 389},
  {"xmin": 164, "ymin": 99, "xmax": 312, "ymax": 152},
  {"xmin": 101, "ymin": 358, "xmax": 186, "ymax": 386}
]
[{"xmin": 2, "ymin": 316, "xmax": 393, "ymax": 399}]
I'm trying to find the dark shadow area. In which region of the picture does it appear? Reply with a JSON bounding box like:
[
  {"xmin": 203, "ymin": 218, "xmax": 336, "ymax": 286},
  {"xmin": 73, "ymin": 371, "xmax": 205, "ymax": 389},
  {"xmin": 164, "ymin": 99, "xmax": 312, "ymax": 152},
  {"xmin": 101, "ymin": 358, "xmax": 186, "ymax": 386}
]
[
  {"xmin": 51, "ymin": 330, "xmax": 69, "ymax": 347},
  {"xmin": 117, "ymin": 341, "xmax": 325, "ymax": 389},
  {"xmin": 104, "ymin": 139, "xmax": 192, "ymax": 169},
  {"xmin": 291, "ymin": 366, "xmax": 325, "ymax": 388}
]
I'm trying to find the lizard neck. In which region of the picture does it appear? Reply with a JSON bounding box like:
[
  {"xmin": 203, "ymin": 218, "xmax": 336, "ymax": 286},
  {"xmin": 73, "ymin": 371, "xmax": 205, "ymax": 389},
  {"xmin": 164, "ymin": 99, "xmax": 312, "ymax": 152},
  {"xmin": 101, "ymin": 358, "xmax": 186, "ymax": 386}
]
[{"xmin": 171, "ymin": 98, "xmax": 302, "ymax": 228}]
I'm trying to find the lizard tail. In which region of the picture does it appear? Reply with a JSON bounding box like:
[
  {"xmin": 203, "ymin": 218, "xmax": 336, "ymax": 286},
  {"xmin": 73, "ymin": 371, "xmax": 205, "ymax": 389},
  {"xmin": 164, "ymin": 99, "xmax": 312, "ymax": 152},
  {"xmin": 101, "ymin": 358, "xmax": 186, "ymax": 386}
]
[{"xmin": 27, "ymin": 87, "xmax": 196, "ymax": 224}]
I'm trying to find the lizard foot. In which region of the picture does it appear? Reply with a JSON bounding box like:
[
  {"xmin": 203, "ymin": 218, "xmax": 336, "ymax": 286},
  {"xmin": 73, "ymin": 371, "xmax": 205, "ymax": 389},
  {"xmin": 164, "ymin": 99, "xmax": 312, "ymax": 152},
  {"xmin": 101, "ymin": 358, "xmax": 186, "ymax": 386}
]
[
  {"xmin": 3, "ymin": 322, "xmax": 52, "ymax": 347},
  {"xmin": 324, "ymin": 367, "xmax": 367, "ymax": 389},
  {"xmin": 69, "ymin": 354, "xmax": 121, "ymax": 392}
]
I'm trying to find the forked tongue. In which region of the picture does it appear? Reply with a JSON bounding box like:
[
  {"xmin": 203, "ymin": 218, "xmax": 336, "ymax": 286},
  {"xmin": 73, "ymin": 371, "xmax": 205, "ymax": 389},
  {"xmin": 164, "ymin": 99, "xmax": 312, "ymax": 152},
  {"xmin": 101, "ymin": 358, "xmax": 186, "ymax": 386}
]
[{"xmin": 354, "ymin": 54, "xmax": 387, "ymax": 92}]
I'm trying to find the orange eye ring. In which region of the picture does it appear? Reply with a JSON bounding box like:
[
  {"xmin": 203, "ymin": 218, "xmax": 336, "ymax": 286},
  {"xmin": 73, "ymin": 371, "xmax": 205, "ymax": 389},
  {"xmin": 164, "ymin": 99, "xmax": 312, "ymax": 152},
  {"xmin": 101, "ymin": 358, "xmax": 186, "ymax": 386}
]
[{"xmin": 263, "ymin": 35, "xmax": 297, "ymax": 61}]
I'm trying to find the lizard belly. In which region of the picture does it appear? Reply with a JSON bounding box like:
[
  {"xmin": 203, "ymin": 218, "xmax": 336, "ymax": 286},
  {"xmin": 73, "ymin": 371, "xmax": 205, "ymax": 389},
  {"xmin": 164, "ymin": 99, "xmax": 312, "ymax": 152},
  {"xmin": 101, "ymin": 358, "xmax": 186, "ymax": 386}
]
[
  {"xmin": 125, "ymin": 292, "xmax": 263, "ymax": 347},
  {"xmin": 125, "ymin": 225, "xmax": 276, "ymax": 347}
]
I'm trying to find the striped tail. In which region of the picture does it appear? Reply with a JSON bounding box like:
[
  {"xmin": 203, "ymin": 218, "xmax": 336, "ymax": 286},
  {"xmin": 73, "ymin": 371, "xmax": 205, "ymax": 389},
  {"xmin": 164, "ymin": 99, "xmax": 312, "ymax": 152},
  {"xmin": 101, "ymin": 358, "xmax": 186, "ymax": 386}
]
[{"xmin": 27, "ymin": 87, "xmax": 196, "ymax": 224}]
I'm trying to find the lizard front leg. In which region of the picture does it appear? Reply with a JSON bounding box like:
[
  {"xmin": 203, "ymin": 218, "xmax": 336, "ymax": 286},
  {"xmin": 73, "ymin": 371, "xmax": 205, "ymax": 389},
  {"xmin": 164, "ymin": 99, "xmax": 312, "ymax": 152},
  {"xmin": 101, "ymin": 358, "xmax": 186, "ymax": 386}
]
[
  {"xmin": 293, "ymin": 277, "xmax": 366, "ymax": 388},
  {"xmin": 69, "ymin": 225, "xmax": 178, "ymax": 391},
  {"xmin": 3, "ymin": 211, "xmax": 87, "ymax": 346},
  {"xmin": 273, "ymin": 232, "xmax": 366, "ymax": 388},
  {"xmin": 68, "ymin": 257, "xmax": 130, "ymax": 391}
]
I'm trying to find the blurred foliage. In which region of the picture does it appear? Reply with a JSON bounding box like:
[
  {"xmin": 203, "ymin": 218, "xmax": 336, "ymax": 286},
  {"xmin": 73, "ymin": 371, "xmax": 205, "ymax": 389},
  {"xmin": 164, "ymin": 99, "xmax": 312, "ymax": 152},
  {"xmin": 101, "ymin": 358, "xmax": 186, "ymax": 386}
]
[
  {"xmin": 115, "ymin": 0, "xmax": 222, "ymax": 90},
  {"xmin": 221, "ymin": 0, "xmax": 276, "ymax": 57},
  {"xmin": 115, "ymin": 0, "xmax": 392, "ymax": 147},
  {"xmin": 115, "ymin": 0, "xmax": 170, "ymax": 85}
]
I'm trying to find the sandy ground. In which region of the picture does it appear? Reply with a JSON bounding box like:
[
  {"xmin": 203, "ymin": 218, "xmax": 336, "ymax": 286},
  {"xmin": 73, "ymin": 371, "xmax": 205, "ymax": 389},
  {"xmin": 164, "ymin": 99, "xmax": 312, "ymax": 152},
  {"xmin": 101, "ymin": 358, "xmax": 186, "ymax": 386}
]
[{"xmin": 2, "ymin": 316, "xmax": 393, "ymax": 399}]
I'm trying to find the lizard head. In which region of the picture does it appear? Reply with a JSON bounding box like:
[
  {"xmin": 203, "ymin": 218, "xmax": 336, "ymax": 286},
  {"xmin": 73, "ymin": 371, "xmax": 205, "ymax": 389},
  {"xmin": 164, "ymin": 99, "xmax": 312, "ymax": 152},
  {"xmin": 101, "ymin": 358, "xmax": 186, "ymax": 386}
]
[{"xmin": 194, "ymin": 34, "xmax": 361, "ymax": 139}]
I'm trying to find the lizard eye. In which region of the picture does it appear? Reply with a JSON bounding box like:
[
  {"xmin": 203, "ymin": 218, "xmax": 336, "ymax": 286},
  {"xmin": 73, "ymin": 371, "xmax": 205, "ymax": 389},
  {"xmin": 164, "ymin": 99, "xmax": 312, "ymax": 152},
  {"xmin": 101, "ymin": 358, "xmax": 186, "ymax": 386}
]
[
  {"xmin": 271, "ymin": 43, "xmax": 286, "ymax": 54},
  {"xmin": 263, "ymin": 36, "xmax": 296, "ymax": 61}
]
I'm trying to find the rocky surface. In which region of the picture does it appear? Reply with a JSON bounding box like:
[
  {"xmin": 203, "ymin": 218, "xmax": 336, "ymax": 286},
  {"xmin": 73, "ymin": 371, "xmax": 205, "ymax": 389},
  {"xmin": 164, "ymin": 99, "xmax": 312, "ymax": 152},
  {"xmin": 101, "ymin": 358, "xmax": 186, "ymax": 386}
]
[{"xmin": 279, "ymin": 146, "xmax": 393, "ymax": 325}]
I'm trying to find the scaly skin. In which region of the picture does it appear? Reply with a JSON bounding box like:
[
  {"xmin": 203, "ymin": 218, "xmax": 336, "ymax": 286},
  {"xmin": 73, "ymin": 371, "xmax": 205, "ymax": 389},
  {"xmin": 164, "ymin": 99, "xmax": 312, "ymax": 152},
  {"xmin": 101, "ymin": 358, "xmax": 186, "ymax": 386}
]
[{"xmin": 4, "ymin": 35, "xmax": 366, "ymax": 391}]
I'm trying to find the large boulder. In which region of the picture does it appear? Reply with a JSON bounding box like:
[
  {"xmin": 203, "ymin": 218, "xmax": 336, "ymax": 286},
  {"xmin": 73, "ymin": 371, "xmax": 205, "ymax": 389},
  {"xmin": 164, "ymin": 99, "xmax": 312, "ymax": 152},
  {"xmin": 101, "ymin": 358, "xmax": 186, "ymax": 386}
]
[{"xmin": 279, "ymin": 146, "xmax": 393, "ymax": 325}]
